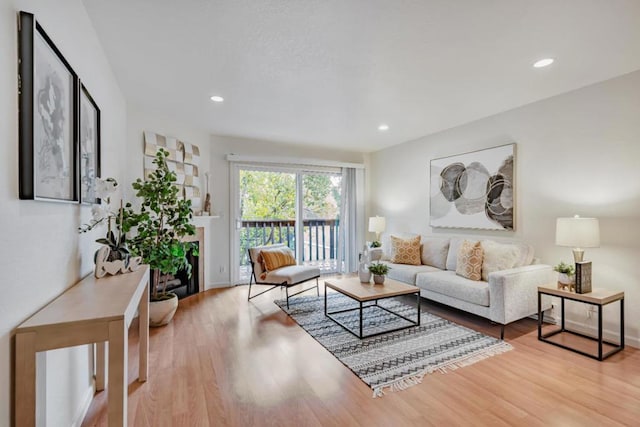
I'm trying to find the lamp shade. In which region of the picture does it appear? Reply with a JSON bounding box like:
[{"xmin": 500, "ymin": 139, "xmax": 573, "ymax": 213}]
[
  {"xmin": 368, "ymin": 216, "xmax": 386, "ymax": 233},
  {"xmin": 555, "ymin": 216, "xmax": 600, "ymax": 248}
]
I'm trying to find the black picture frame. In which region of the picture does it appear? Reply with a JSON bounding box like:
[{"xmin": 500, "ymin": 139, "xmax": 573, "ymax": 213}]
[
  {"xmin": 79, "ymin": 83, "xmax": 101, "ymax": 204},
  {"xmin": 18, "ymin": 11, "xmax": 79, "ymax": 202}
]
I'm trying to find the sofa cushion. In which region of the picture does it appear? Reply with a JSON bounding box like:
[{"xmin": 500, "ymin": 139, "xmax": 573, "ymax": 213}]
[
  {"xmin": 416, "ymin": 270, "xmax": 490, "ymax": 307},
  {"xmin": 420, "ymin": 236, "xmax": 450, "ymax": 269},
  {"xmin": 481, "ymin": 240, "xmax": 520, "ymax": 281},
  {"xmin": 248, "ymin": 243, "xmax": 288, "ymax": 278},
  {"xmin": 456, "ymin": 240, "xmax": 484, "ymax": 281},
  {"xmin": 263, "ymin": 265, "xmax": 320, "ymax": 284},
  {"xmin": 383, "ymin": 262, "xmax": 441, "ymax": 284},
  {"xmin": 389, "ymin": 235, "xmax": 422, "ymax": 265}
]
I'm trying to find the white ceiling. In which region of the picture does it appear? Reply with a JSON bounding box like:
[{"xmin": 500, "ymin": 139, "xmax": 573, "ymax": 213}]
[{"xmin": 83, "ymin": 0, "xmax": 640, "ymax": 152}]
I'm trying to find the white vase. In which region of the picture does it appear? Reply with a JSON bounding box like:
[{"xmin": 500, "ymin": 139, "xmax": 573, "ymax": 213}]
[
  {"xmin": 558, "ymin": 273, "xmax": 575, "ymax": 285},
  {"xmin": 149, "ymin": 293, "xmax": 178, "ymax": 327},
  {"xmin": 359, "ymin": 263, "xmax": 371, "ymax": 283}
]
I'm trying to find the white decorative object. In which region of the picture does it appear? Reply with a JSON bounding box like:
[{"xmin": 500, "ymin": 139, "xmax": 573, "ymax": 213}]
[
  {"xmin": 94, "ymin": 246, "xmax": 143, "ymax": 278},
  {"xmin": 359, "ymin": 262, "xmax": 371, "ymax": 283}
]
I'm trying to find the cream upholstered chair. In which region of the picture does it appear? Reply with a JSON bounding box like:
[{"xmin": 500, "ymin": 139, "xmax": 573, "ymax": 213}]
[{"xmin": 247, "ymin": 243, "xmax": 320, "ymax": 308}]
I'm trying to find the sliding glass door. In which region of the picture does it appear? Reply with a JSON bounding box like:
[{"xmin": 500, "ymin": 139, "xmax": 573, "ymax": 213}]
[{"xmin": 233, "ymin": 165, "xmax": 342, "ymax": 284}]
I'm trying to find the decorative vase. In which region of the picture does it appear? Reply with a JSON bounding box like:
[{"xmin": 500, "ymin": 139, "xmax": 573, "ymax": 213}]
[
  {"xmin": 359, "ymin": 263, "xmax": 371, "ymax": 283},
  {"xmin": 149, "ymin": 292, "xmax": 179, "ymax": 327},
  {"xmin": 373, "ymin": 274, "xmax": 385, "ymax": 285},
  {"xmin": 557, "ymin": 273, "xmax": 575, "ymax": 291}
]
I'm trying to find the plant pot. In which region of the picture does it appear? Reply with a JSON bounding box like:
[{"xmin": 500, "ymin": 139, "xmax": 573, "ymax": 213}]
[
  {"xmin": 149, "ymin": 292, "xmax": 178, "ymax": 327},
  {"xmin": 373, "ymin": 274, "xmax": 385, "ymax": 285},
  {"xmin": 557, "ymin": 273, "xmax": 576, "ymax": 291}
]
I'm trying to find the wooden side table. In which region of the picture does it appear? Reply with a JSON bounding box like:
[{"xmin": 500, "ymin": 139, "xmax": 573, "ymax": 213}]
[{"xmin": 537, "ymin": 285, "xmax": 624, "ymax": 361}]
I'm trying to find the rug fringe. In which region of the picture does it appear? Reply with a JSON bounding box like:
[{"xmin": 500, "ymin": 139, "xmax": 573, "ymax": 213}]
[{"xmin": 372, "ymin": 342, "xmax": 513, "ymax": 398}]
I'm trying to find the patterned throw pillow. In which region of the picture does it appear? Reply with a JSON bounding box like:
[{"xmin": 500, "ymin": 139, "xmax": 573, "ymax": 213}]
[
  {"xmin": 260, "ymin": 247, "xmax": 297, "ymax": 271},
  {"xmin": 456, "ymin": 240, "xmax": 484, "ymax": 281},
  {"xmin": 390, "ymin": 235, "xmax": 422, "ymax": 265}
]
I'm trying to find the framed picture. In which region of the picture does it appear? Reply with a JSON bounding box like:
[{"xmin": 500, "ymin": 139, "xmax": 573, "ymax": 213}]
[
  {"xmin": 18, "ymin": 11, "xmax": 79, "ymax": 202},
  {"xmin": 430, "ymin": 143, "xmax": 515, "ymax": 231},
  {"xmin": 79, "ymin": 83, "xmax": 101, "ymax": 204}
]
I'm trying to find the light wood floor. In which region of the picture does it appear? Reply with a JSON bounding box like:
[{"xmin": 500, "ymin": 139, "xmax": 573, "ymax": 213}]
[{"xmin": 82, "ymin": 281, "xmax": 640, "ymax": 426}]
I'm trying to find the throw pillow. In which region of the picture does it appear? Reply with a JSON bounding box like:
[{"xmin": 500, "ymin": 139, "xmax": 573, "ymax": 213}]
[
  {"xmin": 481, "ymin": 240, "xmax": 520, "ymax": 281},
  {"xmin": 420, "ymin": 237, "xmax": 450, "ymax": 269},
  {"xmin": 390, "ymin": 235, "xmax": 422, "ymax": 265},
  {"xmin": 456, "ymin": 240, "xmax": 484, "ymax": 281},
  {"xmin": 260, "ymin": 247, "xmax": 296, "ymax": 271}
]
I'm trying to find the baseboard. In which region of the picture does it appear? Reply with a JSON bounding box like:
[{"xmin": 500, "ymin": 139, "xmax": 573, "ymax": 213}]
[
  {"xmin": 562, "ymin": 319, "xmax": 639, "ymax": 349},
  {"xmin": 71, "ymin": 385, "xmax": 94, "ymax": 427},
  {"xmin": 206, "ymin": 282, "xmax": 233, "ymax": 289}
]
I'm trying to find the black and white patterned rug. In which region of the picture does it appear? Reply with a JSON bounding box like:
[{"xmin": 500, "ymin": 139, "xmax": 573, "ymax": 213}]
[{"xmin": 275, "ymin": 293, "xmax": 512, "ymax": 397}]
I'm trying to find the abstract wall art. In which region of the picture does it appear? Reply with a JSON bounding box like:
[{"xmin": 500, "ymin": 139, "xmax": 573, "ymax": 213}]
[
  {"xmin": 79, "ymin": 83, "xmax": 101, "ymax": 204},
  {"xmin": 430, "ymin": 144, "xmax": 515, "ymax": 231},
  {"xmin": 143, "ymin": 131, "xmax": 202, "ymax": 211},
  {"xmin": 18, "ymin": 11, "xmax": 79, "ymax": 202}
]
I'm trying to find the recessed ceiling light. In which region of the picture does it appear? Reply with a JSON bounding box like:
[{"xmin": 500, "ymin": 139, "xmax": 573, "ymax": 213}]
[
  {"xmin": 378, "ymin": 124, "xmax": 389, "ymax": 131},
  {"xmin": 533, "ymin": 58, "xmax": 554, "ymax": 68},
  {"xmin": 210, "ymin": 95, "xmax": 224, "ymax": 102}
]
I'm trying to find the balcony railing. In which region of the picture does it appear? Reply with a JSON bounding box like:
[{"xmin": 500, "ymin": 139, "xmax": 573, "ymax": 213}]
[{"xmin": 239, "ymin": 218, "xmax": 340, "ymax": 274}]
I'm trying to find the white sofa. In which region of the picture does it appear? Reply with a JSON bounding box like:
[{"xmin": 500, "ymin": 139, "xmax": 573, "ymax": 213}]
[{"xmin": 370, "ymin": 234, "xmax": 555, "ymax": 338}]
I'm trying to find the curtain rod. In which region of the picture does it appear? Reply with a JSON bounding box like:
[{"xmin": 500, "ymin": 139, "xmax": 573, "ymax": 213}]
[{"xmin": 226, "ymin": 154, "xmax": 365, "ymax": 169}]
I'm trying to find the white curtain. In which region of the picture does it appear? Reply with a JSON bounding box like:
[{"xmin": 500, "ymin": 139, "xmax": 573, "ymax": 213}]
[{"xmin": 338, "ymin": 167, "xmax": 365, "ymax": 273}]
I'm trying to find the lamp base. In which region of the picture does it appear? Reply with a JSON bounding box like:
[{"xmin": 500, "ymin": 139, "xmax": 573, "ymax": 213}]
[{"xmin": 572, "ymin": 249, "xmax": 584, "ymax": 263}]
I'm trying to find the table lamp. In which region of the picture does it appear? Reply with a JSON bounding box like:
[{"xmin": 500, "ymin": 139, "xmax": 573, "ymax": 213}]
[
  {"xmin": 555, "ymin": 215, "xmax": 600, "ymax": 262},
  {"xmin": 368, "ymin": 216, "xmax": 386, "ymax": 246}
]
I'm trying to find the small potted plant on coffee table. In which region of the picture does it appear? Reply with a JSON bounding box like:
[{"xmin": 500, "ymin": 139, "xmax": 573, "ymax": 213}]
[{"xmin": 368, "ymin": 262, "xmax": 390, "ymax": 285}]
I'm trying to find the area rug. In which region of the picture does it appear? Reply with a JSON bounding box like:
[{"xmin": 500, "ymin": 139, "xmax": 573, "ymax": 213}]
[{"xmin": 275, "ymin": 293, "xmax": 512, "ymax": 397}]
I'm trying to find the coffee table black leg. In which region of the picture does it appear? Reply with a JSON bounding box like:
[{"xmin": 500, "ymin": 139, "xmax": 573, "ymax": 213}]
[
  {"xmin": 324, "ymin": 282, "xmax": 327, "ymax": 316},
  {"xmin": 359, "ymin": 301, "xmax": 363, "ymax": 338},
  {"xmin": 416, "ymin": 292, "xmax": 421, "ymax": 325}
]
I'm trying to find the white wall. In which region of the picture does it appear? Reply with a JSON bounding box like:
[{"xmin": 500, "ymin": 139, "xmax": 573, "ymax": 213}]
[
  {"xmin": 369, "ymin": 70, "xmax": 640, "ymax": 347},
  {"xmin": 208, "ymin": 134, "xmax": 366, "ymax": 285},
  {"xmin": 0, "ymin": 0, "xmax": 127, "ymax": 425}
]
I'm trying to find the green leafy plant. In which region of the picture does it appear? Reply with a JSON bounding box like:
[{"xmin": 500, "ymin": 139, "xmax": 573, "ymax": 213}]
[
  {"xmin": 368, "ymin": 262, "xmax": 390, "ymax": 276},
  {"xmin": 370, "ymin": 241, "xmax": 382, "ymax": 248},
  {"xmin": 553, "ymin": 261, "xmax": 575, "ymax": 276},
  {"xmin": 122, "ymin": 148, "xmax": 197, "ymax": 301}
]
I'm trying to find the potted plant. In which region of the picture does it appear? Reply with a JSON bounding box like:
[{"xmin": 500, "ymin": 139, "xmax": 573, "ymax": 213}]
[
  {"xmin": 368, "ymin": 262, "xmax": 390, "ymax": 285},
  {"xmin": 79, "ymin": 178, "xmax": 131, "ymax": 269},
  {"xmin": 122, "ymin": 148, "xmax": 197, "ymax": 326},
  {"xmin": 554, "ymin": 261, "xmax": 575, "ymax": 289}
]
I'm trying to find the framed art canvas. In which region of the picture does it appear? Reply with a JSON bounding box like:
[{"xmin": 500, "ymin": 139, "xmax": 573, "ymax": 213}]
[
  {"xmin": 79, "ymin": 83, "xmax": 101, "ymax": 204},
  {"xmin": 430, "ymin": 143, "xmax": 515, "ymax": 231},
  {"xmin": 18, "ymin": 11, "xmax": 79, "ymax": 202}
]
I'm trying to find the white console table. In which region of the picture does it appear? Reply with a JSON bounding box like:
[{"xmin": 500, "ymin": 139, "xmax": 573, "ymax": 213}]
[{"xmin": 14, "ymin": 265, "xmax": 150, "ymax": 427}]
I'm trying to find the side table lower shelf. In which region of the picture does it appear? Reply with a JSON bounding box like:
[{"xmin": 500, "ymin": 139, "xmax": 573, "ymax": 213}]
[{"xmin": 537, "ymin": 286, "xmax": 624, "ymax": 361}]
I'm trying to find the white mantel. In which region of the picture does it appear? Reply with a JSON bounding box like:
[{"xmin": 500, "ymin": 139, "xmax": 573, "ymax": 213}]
[{"xmin": 191, "ymin": 215, "xmax": 220, "ymax": 290}]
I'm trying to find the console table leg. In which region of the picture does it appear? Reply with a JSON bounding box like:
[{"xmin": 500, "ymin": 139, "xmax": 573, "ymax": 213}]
[
  {"xmin": 138, "ymin": 282, "xmax": 149, "ymax": 382},
  {"xmin": 95, "ymin": 342, "xmax": 106, "ymax": 391},
  {"xmin": 108, "ymin": 319, "xmax": 127, "ymax": 427},
  {"xmin": 15, "ymin": 332, "xmax": 36, "ymax": 427}
]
